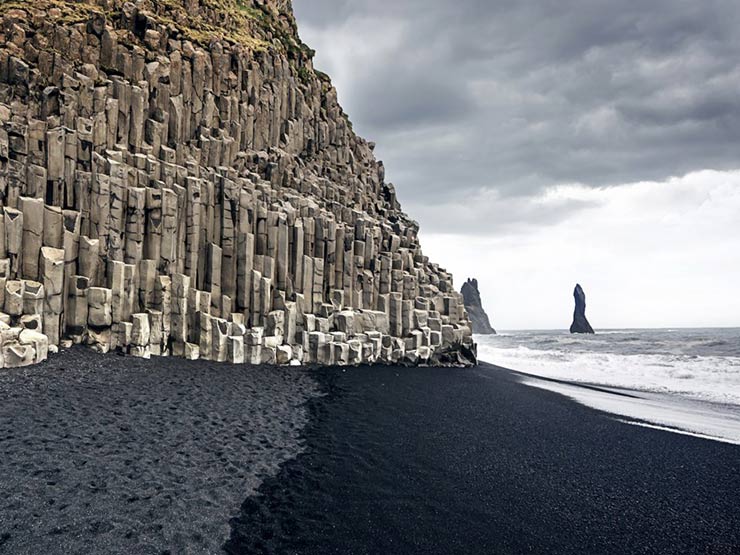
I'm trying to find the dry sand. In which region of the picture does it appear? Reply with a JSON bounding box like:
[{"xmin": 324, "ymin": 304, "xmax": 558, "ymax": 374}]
[{"xmin": 0, "ymin": 348, "xmax": 320, "ymax": 554}]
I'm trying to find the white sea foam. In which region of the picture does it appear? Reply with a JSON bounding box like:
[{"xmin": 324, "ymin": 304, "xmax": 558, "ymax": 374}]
[
  {"xmin": 520, "ymin": 378, "xmax": 740, "ymax": 445},
  {"xmin": 477, "ymin": 329, "xmax": 740, "ymax": 407}
]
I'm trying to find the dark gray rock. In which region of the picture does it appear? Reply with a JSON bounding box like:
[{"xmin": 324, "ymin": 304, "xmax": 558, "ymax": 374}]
[
  {"xmin": 570, "ymin": 284, "xmax": 595, "ymax": 334},
  {"xmin": 461, "ymin": 278, "xmax": 496, "ymax": 335}
]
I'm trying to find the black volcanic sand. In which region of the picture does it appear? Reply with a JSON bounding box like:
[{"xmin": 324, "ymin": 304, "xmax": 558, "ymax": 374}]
[
  {"xmin": 227, "ymin": 362, "xmax": 740, "ymax": 555},
  {"xmin": 0, "ymin": 348, "xmax": 320, "ymax": 554}
]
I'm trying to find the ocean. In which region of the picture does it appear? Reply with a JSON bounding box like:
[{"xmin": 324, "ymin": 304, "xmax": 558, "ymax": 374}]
[{"xmin": 476, "ymin": 328, "xmax": 740, "ymax": 407}]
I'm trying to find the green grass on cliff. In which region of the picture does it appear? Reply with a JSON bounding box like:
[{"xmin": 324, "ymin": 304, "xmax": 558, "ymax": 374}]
[
  {"xmin": 0, "ymin": 0, "xmax": 110, "ymax": 24},
  {"xmin": 132, "ymin": 0, "xmax": 269, "ymax": 50},
  {"xmin": 0, "ymin": 0, "xmax": 315, "ymax": 56},
  {"xmin": 1, "ymin": 0, "xmax": 334, "ymax": 110}
]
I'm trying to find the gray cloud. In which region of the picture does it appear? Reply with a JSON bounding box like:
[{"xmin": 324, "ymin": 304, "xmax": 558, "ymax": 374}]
[
  {"xmin": 412, "ymin": 193, "xmax": 603, "ymax": 237},
  {"xmin": 351, "ymin": 69, "xmax": 476, "ymax": 130},
  {"xmin": 293, "ymin": 0, "xmax": 740, "ymax": 233}
]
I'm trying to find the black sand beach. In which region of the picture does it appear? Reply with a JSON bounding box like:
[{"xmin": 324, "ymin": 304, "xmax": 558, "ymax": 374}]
[
  {"xmin": 0, "ymin": 348, "xmax": 320, "ymax": 554},
  {"xmin": 227, "ymin": 362, "xmax": 740, "ymax": 555},
  {"xmin": 2, "ymin": 356, "xmax": 739, "ymax": 554}
]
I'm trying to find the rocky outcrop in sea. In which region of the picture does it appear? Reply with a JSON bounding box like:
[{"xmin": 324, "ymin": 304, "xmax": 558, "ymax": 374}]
[
  {"xmin": 461, "ymin": 278, "xmax": 495, "ymax": 335},
  {"xmin": 570, "ymin": 284, "xmax": 594, "ymax": 334},
  {"xmin": 0, "ymin": 0, "xmax": 476, "ymax": 367}
]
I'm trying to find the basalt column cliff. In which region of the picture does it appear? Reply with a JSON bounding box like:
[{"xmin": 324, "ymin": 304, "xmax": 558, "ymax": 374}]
[{"xmin": 0, "ymin": 0, "xmax": 476, "ymax": 367}]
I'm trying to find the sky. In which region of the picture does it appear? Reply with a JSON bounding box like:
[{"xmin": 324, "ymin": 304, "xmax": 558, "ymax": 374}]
[{"xmin": 292, "ymin": 0, "xmax": 740, "ymax": 330}]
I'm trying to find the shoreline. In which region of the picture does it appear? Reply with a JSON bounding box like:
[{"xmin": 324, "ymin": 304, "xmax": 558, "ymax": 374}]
[{"xmin": 500, "ymin": 365, "xmax": 740, "ymax": 445}]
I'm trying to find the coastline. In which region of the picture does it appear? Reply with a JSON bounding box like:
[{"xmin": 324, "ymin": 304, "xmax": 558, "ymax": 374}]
[{"xmin": 516, "ymin": 369, "xmax": 740, "ymax": 445}]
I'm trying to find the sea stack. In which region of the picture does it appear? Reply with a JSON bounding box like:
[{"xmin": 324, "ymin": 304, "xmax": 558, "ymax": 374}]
[
  {"xmin": 461, "ymin": 278, "xmax": 496, "ymax": 335},
  {"xmin": 0, "ymin": 0, "xmax": 476, "ymax": 368},
  {"xmin": 570, "ymin": 284, "xmax": 595, "ymax": 334}
]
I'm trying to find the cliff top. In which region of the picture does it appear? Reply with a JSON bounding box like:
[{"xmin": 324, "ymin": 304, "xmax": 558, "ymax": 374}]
[{"xmin": 0, "ymin": 0, "xmax": 312, "ymax": 57}]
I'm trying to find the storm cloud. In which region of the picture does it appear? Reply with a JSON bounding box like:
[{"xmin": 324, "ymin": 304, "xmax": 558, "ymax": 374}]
[{"xmin": 293, "ymin": 0, "xmax": 740, "ymax": 233}]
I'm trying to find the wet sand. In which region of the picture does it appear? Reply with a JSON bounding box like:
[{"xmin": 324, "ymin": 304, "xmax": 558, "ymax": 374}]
[
  {"xmin": 518, "ymin": 371, "xmax": 740, "ymax": 445},
  {"xmin": 0, "ymin": 348, "xmax": 320, "ymax": 554},
  {"xmin": 227, "ymin": 362, "xmax": 740, "ymax": 555}
]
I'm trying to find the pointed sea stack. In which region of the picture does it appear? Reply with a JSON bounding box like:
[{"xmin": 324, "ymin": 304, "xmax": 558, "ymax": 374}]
[
  {"xmin": 461, "ymin": 279, "xmax": 496, "ymax": 335},
  {"xmin": 570, "ymin": 284, "xmax": 595, "ymax": 334}
]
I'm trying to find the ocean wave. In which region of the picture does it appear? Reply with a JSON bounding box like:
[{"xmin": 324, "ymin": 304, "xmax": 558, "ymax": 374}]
[
  {"xmin": 704, "ymin": 340, "xmax": 730, "ymax": 347},
  {"xmin": 476, "ymin": 337, "xmax": 740, "ymax": 407},
  {"xmin": 484, "ymin": 329, "xmax": 740, "ymax": 357}
]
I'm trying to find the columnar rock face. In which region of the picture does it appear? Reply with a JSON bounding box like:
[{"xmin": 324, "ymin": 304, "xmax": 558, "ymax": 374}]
[
  {"xmin": 0, "ymin": 0, "xmax": 476, "ymax": 367},
  {"xmin": 460, "ymin": 278, "xmax": 495, "ymax": 335},
  {"xmin": 570, "ymin": 284, "xmax": 594, "ymax": 334}
]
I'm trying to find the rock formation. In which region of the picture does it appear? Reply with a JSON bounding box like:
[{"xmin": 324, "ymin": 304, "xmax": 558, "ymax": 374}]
[
  {"xmin": 460, "ymin": 278, "xmax": 495, "ymax": 335},
  {"xmin": 570, "ymin": 284, "xmax": 594, "ymax": 334},
  {"xmin": 0, "ymin": 0, "xmax": 476, "ymax": 368}
]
